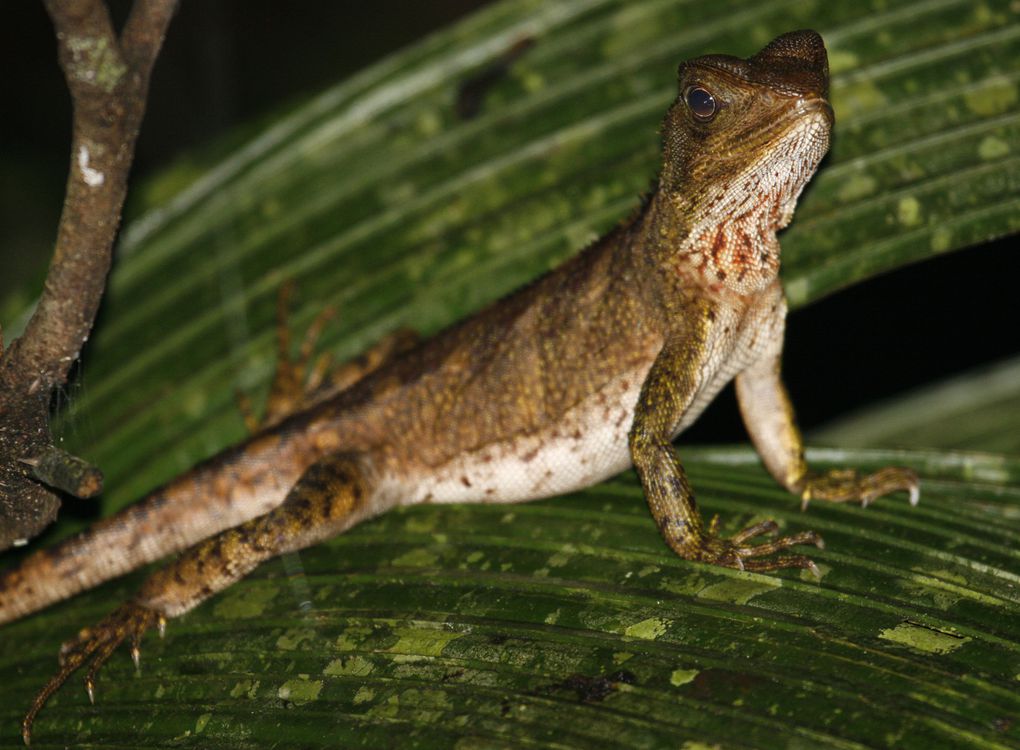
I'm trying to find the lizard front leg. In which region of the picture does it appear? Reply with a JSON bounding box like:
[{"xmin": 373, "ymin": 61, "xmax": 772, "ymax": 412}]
[
  {"xmin": 22, "ymin": 451, "xmax": 386, "ymax": 745},
  {"xmin": 735, "ymin": 353, "xmax": 919, "ymax": 509},
  {"xmin": 628, "ymin": 316, "xmax": 822, "ymax": 573}
]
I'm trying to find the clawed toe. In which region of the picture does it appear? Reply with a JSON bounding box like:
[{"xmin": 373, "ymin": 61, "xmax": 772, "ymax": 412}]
[
  {"xmin": 698, "ymin": 518, "xmax": 823, "ymax": 576},
  {"xmin": 22, "ymin": 602, "xmax": 161, "ymax": 746},
  {"xmin": 801, "ymin": 466, "xmax": 920, "ymax": 510},
  {"xmin": 741, "ymin": 554, "xmax": 822, "ymax": 579}
]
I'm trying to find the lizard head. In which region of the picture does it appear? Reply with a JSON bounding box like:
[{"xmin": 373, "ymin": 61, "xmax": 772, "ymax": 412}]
[{"xmin": 659, "ymin": 29, "xmax": 833, "ymax": 233}]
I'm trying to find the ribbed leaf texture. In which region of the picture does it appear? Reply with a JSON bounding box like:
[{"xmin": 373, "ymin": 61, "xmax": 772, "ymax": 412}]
[{"xmin": 2, "ymin": 0, "xmax": 1018, "ymax": 747}]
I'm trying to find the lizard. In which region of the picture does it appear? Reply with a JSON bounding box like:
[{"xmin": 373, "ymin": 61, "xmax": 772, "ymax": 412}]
[{"xmin": 1, "ymin": 30, "xmax": 919, "ymax": 744}]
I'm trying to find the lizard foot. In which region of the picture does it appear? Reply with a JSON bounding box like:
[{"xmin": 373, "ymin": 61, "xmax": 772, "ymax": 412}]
[
  {"xmin": 799, "ymin": 467, "xmax": 920, "ymax": 511},
  {"xmin": 238, "ymin": 280, "xmax": 337, "ymax": 433},
  {"xmin": 22, "ymin": 601, "xmax": 163, "ymax": 746},
  {"xmin": 694, "ymin": 518, "xmax": 824, "ymax": 576}
]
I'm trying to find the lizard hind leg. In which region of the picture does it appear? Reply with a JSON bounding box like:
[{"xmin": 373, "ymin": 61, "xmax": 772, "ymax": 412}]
[
  {"xmin": 22, "ymin": 451, "xmax": 387, "ymax": 745},
  {"xmin": 21, "ymin": 602, "xmax": 162, "ymax": 745}
]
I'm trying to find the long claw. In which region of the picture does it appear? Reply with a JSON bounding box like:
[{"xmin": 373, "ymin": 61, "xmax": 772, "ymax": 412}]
[
  {"xmin": 800, "ymin": 466, "xmax": 920, "ymax": 509},
  {"xmin": 692, "ymin": 518, "xmax": 823, "ymax": 575},
  {"xmin": 730, "ymin": 519, "xmax": 778, "ymax": 544},
  {"xmin": 22, "ymin": 602, "xmax": 160, "ymax": 745}
]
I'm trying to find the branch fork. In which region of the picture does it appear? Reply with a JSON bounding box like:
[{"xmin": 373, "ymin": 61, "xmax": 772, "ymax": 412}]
[{"xmin": 0, "ymin": 0, "xmax": 178, "ymax": 550}]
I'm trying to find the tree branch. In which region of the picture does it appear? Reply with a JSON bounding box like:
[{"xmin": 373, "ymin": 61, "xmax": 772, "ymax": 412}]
[{"xmin": 0, "ymin": 0, "xmax": 178, "ymax": 550}]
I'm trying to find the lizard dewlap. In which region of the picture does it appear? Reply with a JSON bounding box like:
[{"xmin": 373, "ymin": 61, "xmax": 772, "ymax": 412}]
[{"xmin": 0, "ymin": 30, "xmax": 918, "ymax": 745}]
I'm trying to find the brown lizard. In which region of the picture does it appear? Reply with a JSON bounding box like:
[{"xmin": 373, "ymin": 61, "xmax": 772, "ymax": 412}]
[{"xmin": 1, "ymin": 30, "xmax": 919, "ymax": 744}]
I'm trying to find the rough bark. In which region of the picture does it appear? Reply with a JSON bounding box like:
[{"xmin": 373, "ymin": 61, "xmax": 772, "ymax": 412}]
[{"xmin": 0, "ymin": 0, "xmax": 178, "ymax": 550}]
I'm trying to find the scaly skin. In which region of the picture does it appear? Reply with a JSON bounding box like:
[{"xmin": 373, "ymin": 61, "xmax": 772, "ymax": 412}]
[{"xmin": 2, "ymin": 31, "xmax": 919, "ymax": 744}]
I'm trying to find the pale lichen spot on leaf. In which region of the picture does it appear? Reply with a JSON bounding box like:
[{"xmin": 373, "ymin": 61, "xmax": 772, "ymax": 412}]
[
  {"xmin": 544, "ymin": 607, "xmax": 561, "ymax": 624},
  {"xmin": 404, "ymin": 513, "xmax": 438, "ymax": 533},
  {"xmin": 904, "ymin": 570, "xmax": 999, "ymax": 608},
  {"xmin": 783, "ymin": 276, "xmax": 810, "ymax": 309},
  {"xmin": 415, "ymin": 109, "xmax": 443, "ymax": 137},
  {"xmin": 659, "ymin": 570, "xmax": 709, "ymax": 596},
  {"xmin": 897, "ymin": 196, "xmax": 922, "ymax": 227},
  {"xmin": 681, "ymin": 741, "xmax": 723, "ymax": 750},
  {"xmin": 899, "ymin": 576, "xmax": 959, "ymax": 611},
  {"xmin": 335, "ymin": 627, "xmax": 371, "ymax": 652},
  {"xmin": 354, "ymin": 686, "xmax": 375, "ymax": 704},
  {"xmin": 878, "ymin": 621, "xmax": 971, "ymax": 655},
  {"xmin": 388, "ymin": 626, "xmax": 465, "ymax": 657},
  {"xmin": 183, "ymin": 389, "xmax": 209, "ymax": 419},
  {"xmin": 230, "ymin": 679, "xmax": 260, "ymax": 699},
  {"xmin": 978, "ymin": 135, "xmax": 1010, "ymax": 161},
  {"xmin": 613, "ymin": 651, "xmax": 634, "ymax": 665},
  {"xmin": 522, "ymin": 70, "xmax": 545, "ymax": 93},
  {"xmin": 368, "ymin": 694, "xmax": 401, "ymax": 719},
  {"xmin": 930, "ymin": 226, "xmax": 953, "ymax": 253},
  {"xmin": 831, "ymin": 80, "xmax": 888, "ymax": 120},
  {"xmin": 277, "ymin": 675, "xmax": 323, "ymax": 704},
  {"xmin": 624, "ymin": 617, "xmax": 668, "ymax": 640},
  {"xmin": 637, "ymin": 564, "xmax": 659, "ymax": 578},
  {"xmin": 837, "ymin": 173, "xmax": 877, "ymax": 204},
  {"xmin": 195, "ymin": 713, "xmax": 212, "ymax": 734},
  {"xmin": 826, "ymin": 48, "xmax": 859, "ymax": 75},
  {"xmin": 392, "ymin": 654, "xmax": 429, "ymax": 666},
  {"xmin": 324, "ymin": 654, "xmax": 375, "ymax": 677},
  {"xmin": 465, "ymin": 550, "xmax": 485, "ymax": 564},
  {"xmin": 963, "ymin": 74, "xmax": 1018, "ymax": 117},
  {"xmin": 276, "ymin": 627, "xmax": 316, "ymax": 650},
  {"xmin": 547, "ymin": 549, "xmax": 573, "ymax": 568},
  {"xmin": 670, "ymin": 667, "xmax": 699, "ymax": 687},
  {"xmin": 392, "ymin": 547, "xmax": 440, "ymax": 567},
  {"xmin": 697, "ymin": 576, "xmax": 779, "ymax": 605},
  {"xmin": 213, "ymin": 582, "xmax": 279, "ymax": 618}
]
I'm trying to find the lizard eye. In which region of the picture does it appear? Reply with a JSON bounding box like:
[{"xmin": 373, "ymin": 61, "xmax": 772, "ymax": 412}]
[{"xmin": 685, "ymin": 86, "xmax": 717, "ymax": 121}]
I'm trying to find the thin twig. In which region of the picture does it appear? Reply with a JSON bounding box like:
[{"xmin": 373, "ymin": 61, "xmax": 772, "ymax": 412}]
[{"xmin": 0, "ymin": 0, "xmax": 178, "ymax": 549}]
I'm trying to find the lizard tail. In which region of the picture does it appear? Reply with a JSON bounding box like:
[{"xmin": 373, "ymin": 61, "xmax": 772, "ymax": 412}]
[{"xmin": 0, "ymin": 434, "xmax": 305, "ymax": 625}]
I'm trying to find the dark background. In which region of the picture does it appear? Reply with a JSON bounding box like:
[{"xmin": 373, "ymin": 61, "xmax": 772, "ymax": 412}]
[{"xmin": 1, "ymin": 1, "xmax": 1016, "ymax": 445}]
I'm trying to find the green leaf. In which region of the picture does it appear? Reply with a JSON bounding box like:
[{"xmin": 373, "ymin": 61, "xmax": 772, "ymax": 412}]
[
  {"xmin": 813, "ymin": 355, "xmax": 1020, "ymax": 454},
  {"xmin": 3, "ymin": 449, "xmax": 1019, "ymax": 747},
  {"xmin": 2, "ymin": 0, "xmax": 1020, "ymax": 747}
]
